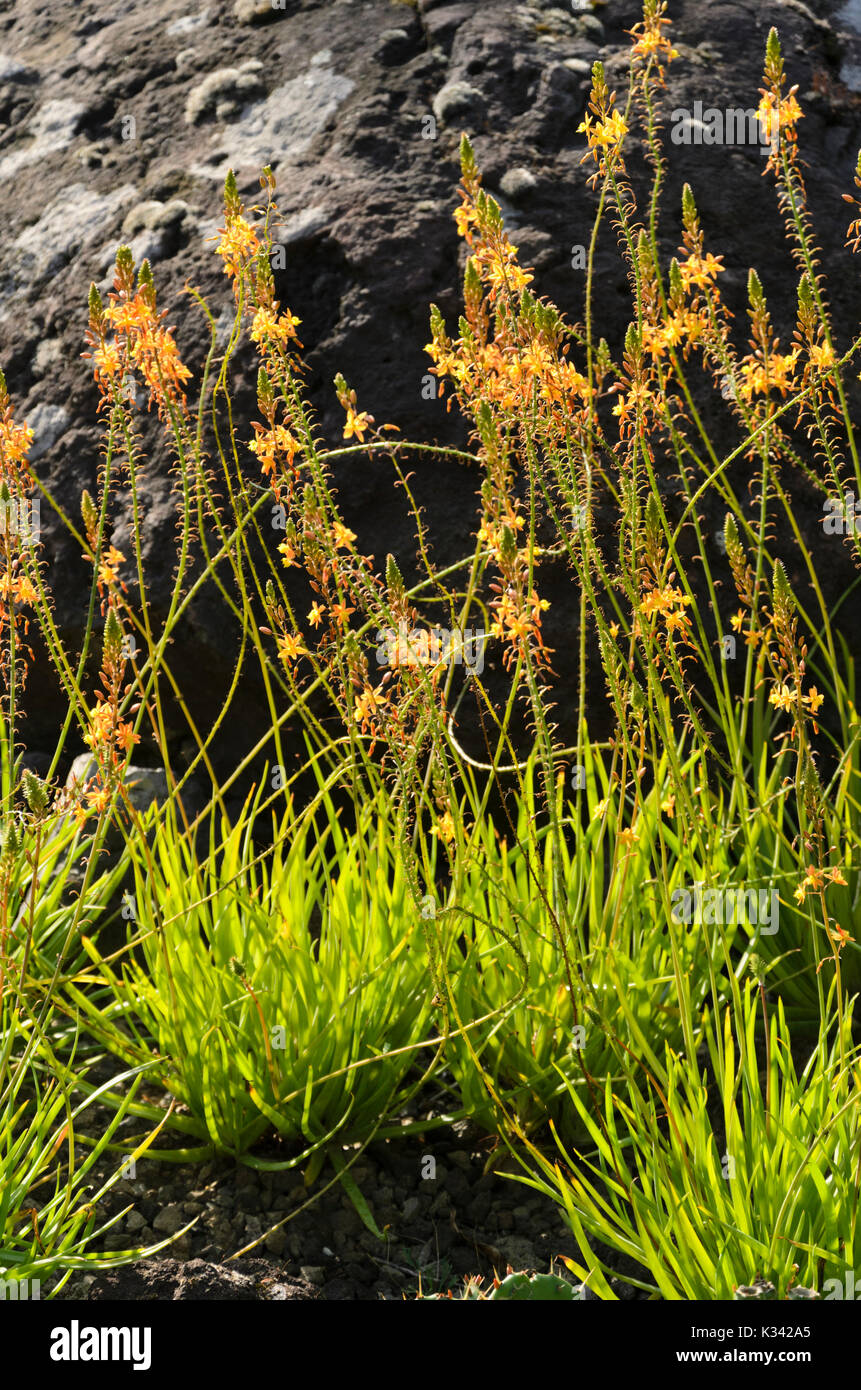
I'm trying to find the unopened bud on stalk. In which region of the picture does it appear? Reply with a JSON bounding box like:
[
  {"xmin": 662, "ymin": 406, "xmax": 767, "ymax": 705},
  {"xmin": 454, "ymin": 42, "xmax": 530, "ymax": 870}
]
[
  {"xmin": 81, "ymin": 490, "xmax": 98, "ymax": 536},
  {"xmin": 669, "ymin": 257, "xmax": 684, "ymax": 301},
  {"xmin": 115, "ymin": 245, "xmax": 135, "ymax": 285},
  {"xmin": 797, "ymin": 273, "xmax": 814, "ymax": 317},
  {"xmin": 747, "ymin": 268, "xmax": 765, "ymax": 311},
  {"xmin": 22, "ymin": 769, "xmax": 49, "ymax": 818},
  {"xmin": 257, "ymin": 367, "xmax": 274, "ymax": 413},
  {"xmin": 386, "ymin": 552, "xmax": 405, "ymax": 602},
  {"xmin": 224, "ymin": 168, "xmax": 240, "ymax": 217},
  {"xmin": 499, "ymin": 524, "xmax": 517, "ymax": 563},
  {"xmin": 681, "ymin": 183, "xmax": 697, "ymax": 230},
  {"xmin": 772, "ymin": 559, "xmax": 794, "ymax": 631},
  {"xmin": 88, "ymin": 282, "xmax": 105, "ymax": 331},
  {"xmin": 460, "ymin": 132, "xmax": 476, "ymax": 180},
  {"xmin": 1, "ymin": 818, "xmax": 20, "ymax": 857},
  {"xmin": 104, "ymin": 606, "xmax": 124, "ymax": 666}
]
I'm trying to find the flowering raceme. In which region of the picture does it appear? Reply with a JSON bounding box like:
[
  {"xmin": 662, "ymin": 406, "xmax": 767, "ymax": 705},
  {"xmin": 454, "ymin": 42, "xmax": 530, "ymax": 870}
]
[{"xmin": 629, "ymin": 0, "xmax": 679, "ymax": 76}]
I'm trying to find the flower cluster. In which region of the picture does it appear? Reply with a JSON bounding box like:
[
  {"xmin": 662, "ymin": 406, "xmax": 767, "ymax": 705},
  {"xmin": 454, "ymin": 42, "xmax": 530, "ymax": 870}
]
[
  {"xmin": 578, "ymin": 65, "xmax": 628, "ymax": 185},
  {"xmin": 86, "ymin": 251, "xmax": 192, "ymax": 422},
  {"xmin": 793, "ymin": 864, "xmax": 847, "ymax": 907},
  {"xmin": 74, "ymin": 606, "xmax": 141, "ymax": 824},
  {"xmin": 768, "ymin": 682, "xmax": 823, "ymax": 716},
  {"xmin": 0, "ymin": 372, "xmax": 40, "ymax": 681},
  {"xmin": 640, "ymin": 583, "xmax": 694, "ymax": 640},
  {"xmin": 629, "ymin": 0, "xmax": 679, "ymax": 78}
]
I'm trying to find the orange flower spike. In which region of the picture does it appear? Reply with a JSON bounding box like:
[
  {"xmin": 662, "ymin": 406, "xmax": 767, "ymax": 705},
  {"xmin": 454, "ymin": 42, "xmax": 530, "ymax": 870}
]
[{"xmin": 629, "ymin": 0, "xmax": 679, "ymax": 77}]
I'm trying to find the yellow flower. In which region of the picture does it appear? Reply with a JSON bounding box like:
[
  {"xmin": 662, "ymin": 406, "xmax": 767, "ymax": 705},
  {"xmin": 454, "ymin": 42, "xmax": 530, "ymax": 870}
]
[
  {"xmin": 756, "ymin": 90, "xmax": 803, "ymax": 143},
  {"xmin": 276, "ymin": 632, "xmax": 306, "ymax": 666},
  {"xmin": 579, "ymin": 110, "xmax": 628, "ymax": 151},
  {"xmin": 307, "ymin": 601, "xmax": 324, "ymax": 628},
  {"xmin": 278, "ymin": 539, "xmax": 297, "ymax": 567},
  {"xmin": 332, "ymin": 522, "xmax": 357, "ymax": 550},
  {"xmin": 809, "ymin": 342, "xmax": 835, "ymax": 372},
  {"xmin": 354, "ymin": 685, "xmax": 386, "ymax": 727},
  {"xmin": 84, "ymin": 702, "xmax": 115, "ymax": 749},
  {"xmin": 664, "ymin": 609, "xmax": 691, "ymax": 636},
  {"xmin": 730, "ymin": 610, "xmax": 745, "ymax": 633},
  {"xmin": 677, "ymin": 252, "xmax": 725, "ymax": 292},
  {"xmin": 215, "ymin": 216, "xmax": 260, "ymax": 279},
  {"xmin": 432, "ymin": 811, "xmax": 456, "ymax": 845},
  {"xmin": 804, "ymin": 686, "xmax": 824, "ymax": 715},
  {"xmin": 250, "ymin": 307, "xmax": 301, "ymax": 348},
  {"xmin": 453, "ymin": 204, "xmax": 475, "ymax": 239},
  {"xmin": 93, "ymin": 342, "xmax": 122, "ymax": 381},
  {"xmin": 768, "ymin": 682, "xmax": 796, "ymax": 712},
  {"xmin": 343, "ymin": 406, "xmax": 374, "ymax": 442},
  {"xmin": 97, "ymin": 546, "xmax": 126, "ymax": 589}
]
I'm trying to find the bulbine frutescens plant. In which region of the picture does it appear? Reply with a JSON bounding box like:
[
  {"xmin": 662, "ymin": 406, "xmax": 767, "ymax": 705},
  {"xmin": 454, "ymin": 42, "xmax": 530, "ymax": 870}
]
[
  {"xmin": 516, "ymin": 985, "xmax": 861, "ymax": 1300},
  {"xmin": 2, "ymin": 0, "xmax": 861, "ymax": 1295},
  {"xmin": 67, "ymin": 786, "xmax": 444, "ymax": 1179}
]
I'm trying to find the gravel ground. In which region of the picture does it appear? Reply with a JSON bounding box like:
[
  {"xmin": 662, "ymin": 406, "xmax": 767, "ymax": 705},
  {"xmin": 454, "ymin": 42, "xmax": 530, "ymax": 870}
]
[{"xmin": 48, "ymin": 1103, "xmax": 645, "ymax": 1301}]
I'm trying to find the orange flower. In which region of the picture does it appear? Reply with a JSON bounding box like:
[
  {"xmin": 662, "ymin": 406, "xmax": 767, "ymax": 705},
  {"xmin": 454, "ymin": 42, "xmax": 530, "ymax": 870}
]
[
  {"xmin": 331, "ymin": 600, "xmax": 355, "ymax": 626},
  {"xmin": 0, "ymin": 419, "xmax": 33, "ymax": 467},
  {"xmin": 115, "ymin": 721, "xmax": 141, "ymax": 754},
  {"xmin": 757, "ymin": 89, "xmax": 803, "ymax": 144},
  {"xmin": 97, "ymin": 546, "xmax": 126, "ymax": 589},
  {"xmin": 332, "ymin": 523, "xmax": 357, "ymax": 550}
]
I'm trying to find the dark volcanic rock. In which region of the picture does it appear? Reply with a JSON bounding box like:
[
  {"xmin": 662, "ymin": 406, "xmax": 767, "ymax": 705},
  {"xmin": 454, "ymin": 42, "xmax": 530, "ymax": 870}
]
[{"xmin": 0, "ymin": 0, "xmax": 859, "ymax": 769}]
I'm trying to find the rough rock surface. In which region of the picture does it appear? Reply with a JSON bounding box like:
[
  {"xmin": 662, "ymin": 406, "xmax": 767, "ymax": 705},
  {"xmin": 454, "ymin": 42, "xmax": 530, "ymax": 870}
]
[{"xmin": 0, "ymin": 0, "xmax": 859, "ymax": 771}]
